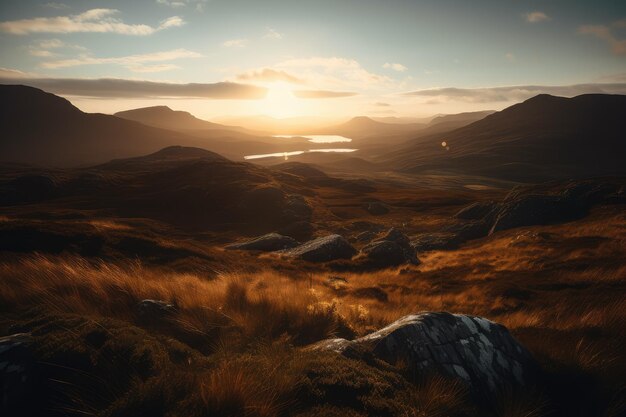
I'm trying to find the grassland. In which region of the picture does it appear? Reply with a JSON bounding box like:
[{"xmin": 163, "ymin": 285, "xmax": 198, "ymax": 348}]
[{"xmin": 1, "ymin": 204, "xmax": 624, "ymax": 416}]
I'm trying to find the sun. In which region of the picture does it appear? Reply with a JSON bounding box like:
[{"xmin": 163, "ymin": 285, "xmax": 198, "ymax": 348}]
[{"xmin": 258, "ymin": 82, "xmax": 300, "ymax": 118}]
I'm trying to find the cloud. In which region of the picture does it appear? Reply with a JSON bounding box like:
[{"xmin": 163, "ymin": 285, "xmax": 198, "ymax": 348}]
[
  {"xmin": 29, "ymin": 38, "xmax": 86, "ymax": 57},
  {"xmin": 275, "ymin": 57, "xmax": 391, "ymax": 88},
  {"xmin": 404, "ymin": 83, "xmax": 626, "ymax": 103},
  {"xmin": 156, "ymin": 0, "xmax": 207, "ymax": 10},
  {"xmin": 263, "ymin": 27, "xmax": 283, "ymax": 40},
  {"xmin": 374, "ymin": 102, "xmax": 391, "ymax": 107},
  {"xmin": 43, "ymin": 3, "xmax": 69, "ymax": 10},
  {"xmin": 0, "ymin": 9, "xmax": 184, "ymax": 35},
  {"xmin": 157, "ymin": 0, "xmax": 186, "ymax": 7},
  {"xmin": 41, "ymin": 48, "xmax": 202, "ymax": 73},
  {"xmin": 0, "ymin": 67, "xmax": 38, "ymax": 79},
  {"xmin": 293, "ymin": 90, "xmax": 358, "ymax": 99},
  {"xmin": 383, "ymin": 62, "xmax": 408, "ymax": 72},
  {"xmin": 235, "ymin": 68, "xmax": 304, "ymax": 84},
  {"xmin": 0, "ymin": 77, "xmax": 267, "ymax": 99},
  {"xmin": 524, "ymin": 11, "xmax": 550, "ymax": 23},
  {"xmin": 222, "ymin": 39, "xmax": 248, "ymax": 48},
  {"xmin": 579, "ymin": 20, "xmax": 626, "ymax": 55}
]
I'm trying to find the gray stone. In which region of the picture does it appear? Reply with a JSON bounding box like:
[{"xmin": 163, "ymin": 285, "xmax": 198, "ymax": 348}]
[
  {"xmin": 309, "ymin": 312, "xmax": 537, "ymax": 394},
  {"xmin": 282, "ymin": 234, "xmax": 356, "ymax": 262},
  {"xmin": 361, "ymin": 228, "xmax": 419, "ymax": 266},
  {"xmin": 226, "ymin": 233, "xmax": 299, "ymax": 251}
]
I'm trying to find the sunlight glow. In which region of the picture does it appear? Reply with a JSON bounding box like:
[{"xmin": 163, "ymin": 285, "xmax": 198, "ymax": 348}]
[{"xmin": 258, "ymin": 82, "xmax": 300, "ymax": 118}]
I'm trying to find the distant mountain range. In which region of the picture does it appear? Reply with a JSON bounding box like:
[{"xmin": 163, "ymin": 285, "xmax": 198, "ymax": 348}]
[
  {"xmin": 114, "ymin": 105, "xmax": 263, "ymax": 136},
  {"xmin": 380, "ymin": 94, "xmax": 626, "ymax": 181}
]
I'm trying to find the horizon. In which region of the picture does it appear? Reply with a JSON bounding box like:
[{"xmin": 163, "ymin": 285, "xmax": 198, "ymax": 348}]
[{"xmin": 1, "ymin": 0, "xmax": 626, "ymax": 120}]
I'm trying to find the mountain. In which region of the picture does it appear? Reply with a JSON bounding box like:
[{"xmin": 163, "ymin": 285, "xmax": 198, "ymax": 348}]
[
  {"xmin": 380, "ymin": 94, "xmax": 626, "ymax": 182},
  {"xmin": 0, "ymin": 85, "xmax": 204, "ymax": 167},
  {"xmin": 114, "ymin": 106, "xmax": 261, "ymax": 135},
  {"xmin": 329, "ymin": 116, "xmax": 425, "ymax": 138}
]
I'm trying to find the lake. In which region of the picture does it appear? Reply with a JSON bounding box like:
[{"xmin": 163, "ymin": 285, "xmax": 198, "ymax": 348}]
[
  {"xmin": 244, "ymin": 148, "xmax": 357, "ymax": 160},
  {"xmin": 273, "ymin": 134, "xmax": 352, "ymax": 143}
]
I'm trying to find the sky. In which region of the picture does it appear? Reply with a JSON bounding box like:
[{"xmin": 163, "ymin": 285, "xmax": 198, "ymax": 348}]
[{"xmin": 0, "ymin": 0, "xmax": 625, "ymax": 120}]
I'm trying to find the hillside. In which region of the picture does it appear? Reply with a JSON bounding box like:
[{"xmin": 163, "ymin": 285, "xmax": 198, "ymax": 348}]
[
  {"xmin": 114, "ymin": 105, "xmax": 261, "ymax": 135},
  {"xmin": 381, "ymin": 94, "xmax": 626, "ymax": 182},
  {"xmin": 0, "ymin": 85, "xmax": 203, "ymax": 167}
]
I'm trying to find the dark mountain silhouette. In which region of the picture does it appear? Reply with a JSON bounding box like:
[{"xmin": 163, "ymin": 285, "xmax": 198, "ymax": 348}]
[
  {"xmin": 0, "ymin": 85, "xmax": 205, "ymax": 167},
  {"xmin": 0, "ymin": 85, "xmax": 313, "ymax": 165},
  {"xmin": 381, "ymin": 94, "xmax": 626, "ymax": 182},
  {"xmin": 114, "ymin": 105, "xmax": 261, "ymax": 135}
]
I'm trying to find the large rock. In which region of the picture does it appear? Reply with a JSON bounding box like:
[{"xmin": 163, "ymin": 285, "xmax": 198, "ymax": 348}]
[
  {"xmin": 361, "ymin": 240, "xmax": 407, "ymax": 266},
  {"xmin": 361, "ymin": 228, "xmax": 419, "ymax": 266},
  {"xmin": 412, "ymin": 232, "xmax": 460, "ymax": 252},
  {"xmin": 282, "ymin": 234, "xmax": 356, "ymax": 262},
  {"xmin": 490, "ymin": 194, "xmax": 586, "ymax": 234},
  {"xmin": 310, "ymin": 312, "xmax": 537, "ymax": 394},
  {"xmin": 0, "ymin": 333, "xmax": 35, "ymax": 414},
  {"xmin": 226, "ymin": 233, "xmax": 299, "ymax": 251}
]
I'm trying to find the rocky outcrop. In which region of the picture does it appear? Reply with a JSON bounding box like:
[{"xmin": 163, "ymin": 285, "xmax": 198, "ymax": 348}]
[
  {"xmin": 455, "ymin": 201, "xmax": 497, "ymax": 220},
  {"xmin": 226, "ymin": 233, "xmax": 299, "ymax": 251},
  {"xmin": 282, "ymin": 234, "xmax": 356, "ymax": 262},
  {"xmin": 490, "ymin": 194, "xmax": 585, "ymax": 234},
  {"xmin": 361, "ymin": 228, "xmax": 419, "ymax": 266},
  {"xmin": 412, "ymin": 232, "xmax": 460, "ymax": 252},
  {"xmin": 0, "ymin": 333, "xmax": 35, "ymax": 414},
  {"xmin": 310, "ymin": 312, "xmax": 537, "ymax": 394}
]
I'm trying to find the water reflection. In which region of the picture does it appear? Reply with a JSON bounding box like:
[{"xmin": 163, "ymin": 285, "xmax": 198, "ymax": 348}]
[
  {"xmin": 245, "ymin": 148, "xmax": 357, "ymax": 160},
  {"xmin": 273, "ymin": 134, "xmax": 352, "ymax": 143}
]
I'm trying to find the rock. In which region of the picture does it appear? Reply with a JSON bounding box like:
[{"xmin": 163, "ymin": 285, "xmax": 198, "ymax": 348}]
[
  {"xmin": 284, "ymin": 194, "xmax": 313, "ymax": 220},
  {"xmin": 381, "ymin": 227, "xmax": 411, "ymax": 246},
  {"xmin": 490, "ymin": 194, "xmax": 587, "ymax": 234},
  {"xmin": 137, "ymin": 299, "xmax": 176, "ymax": 320},
  {"xmin": 455, "ymin": 201, "xmax": 497, "ymax": 220},
  {"xmin": 0, "ymin": 333, "xmax": 35, "ymax": 414},
  {"xmin": 226, "ymin": 233, "xmax": 299, "ymax": 251},
  {"xmin": 364, "ymin": 202, "xmax": 389, "ymax": 215},
  {"xmin": 354, "ymin": 231, "xmax": 376, "ymax": 243},
  {"xmin": 361, "ymin": 228, "xmax": 419, "ymax": 266},
  {"xmin": 361, "ymin": 240, "xmax": 408, "ymax": 266},
  {"xmin": 412, "ymin": 233, "xmax": 460, "ymax": 252},
  {"xmin": 444, "ymin": 221, "xmax": 491, "ymax": 241},
  {"xmin": 282, "ymin": 234, "xmax": 357, "ymax": 262},
  {"xmin": 310, "ymin": 312, "xmax": 537, "ymax": 394}
]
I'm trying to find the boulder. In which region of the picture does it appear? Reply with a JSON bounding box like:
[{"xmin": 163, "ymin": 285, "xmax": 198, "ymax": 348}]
[
  {"xmin": 412, "ymin": 233, "xmax": 460, "ymax": 252},
  {"xmin": 0, "ymin": 333, "xmax": 35, "ymax": 414},
  {"xmin": 361, "ymin": 240, "xmax": 408, "ymax": 266},
  {"xmin": 363, "ymin": 202, "xmax": 389, "ymax": 215},
  {"xmin": 282, "ymin": 234, "xmax": 357, "ymax": 262},
  {"xmin": 490, "ymin": 194, "xmax": 586, "ymax": 234},
  {"xmin": 361, "ymin": 228, "xmax": 419, "ymax": 266},
  {"xmin": 226, "ymin": 233, "xmax": 299, "ymax": 251},
  {"xmin": 310, "ymin": 312, "xmax": 537, "ymax": 394},
  {"xmin": 455, "ymin": 201, "xmax": 497, "ymax": 220}
]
